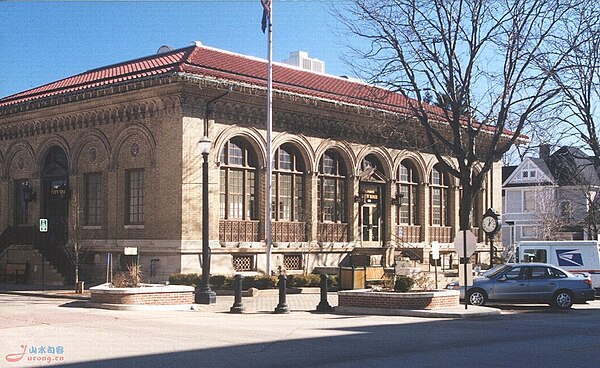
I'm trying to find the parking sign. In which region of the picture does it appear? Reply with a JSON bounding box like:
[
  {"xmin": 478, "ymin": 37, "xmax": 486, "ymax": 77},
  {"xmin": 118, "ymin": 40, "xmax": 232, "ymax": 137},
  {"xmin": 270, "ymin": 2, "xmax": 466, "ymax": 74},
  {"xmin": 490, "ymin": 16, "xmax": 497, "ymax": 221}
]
[{"xmin": 39, "ymin": 218, "xmax": 48, "ymax": 232}]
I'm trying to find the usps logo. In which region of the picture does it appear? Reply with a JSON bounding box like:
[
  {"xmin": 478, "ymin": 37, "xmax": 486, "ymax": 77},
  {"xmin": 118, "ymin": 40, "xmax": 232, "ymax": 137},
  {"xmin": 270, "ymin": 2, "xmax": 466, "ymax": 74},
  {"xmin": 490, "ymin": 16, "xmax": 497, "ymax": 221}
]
[{"xmin": 556, "ymin": 249, "xmax": 584, "ymax": 267}]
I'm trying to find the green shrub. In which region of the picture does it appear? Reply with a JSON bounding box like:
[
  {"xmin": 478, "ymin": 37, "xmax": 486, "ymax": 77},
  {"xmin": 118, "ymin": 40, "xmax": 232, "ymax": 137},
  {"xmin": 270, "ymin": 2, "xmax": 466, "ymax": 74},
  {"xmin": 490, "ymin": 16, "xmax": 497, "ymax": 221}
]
[
  {"xmin": 394, "ymin": 275, "xmax": 415, "ymax": 292},
  {"xmin": 168, "ymin": 273, "xmax": 200, "ymax": 286},
  {"xmin": 327, "ymin": 275, "xmax": 339, "ymax": 290},
  {"xmin": 288, "ymin": 274, "xmax": 321, "ymax": 287},
  {"xmin": 168, "ymin": 273, "xmax": 344, "ymax": 290},
  {"xmin": 209, "ymin": 275, "xmax": 228, "ymax": 290},
  {"xmin": 254, "ymin": 276, "xmax": 278, "ymax": 289}
]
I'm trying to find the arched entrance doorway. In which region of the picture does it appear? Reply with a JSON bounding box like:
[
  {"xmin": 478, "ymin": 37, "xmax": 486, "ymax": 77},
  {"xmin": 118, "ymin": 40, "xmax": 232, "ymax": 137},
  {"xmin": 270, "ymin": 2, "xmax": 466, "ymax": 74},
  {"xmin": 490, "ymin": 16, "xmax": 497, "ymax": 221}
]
[
  {"xmin": 358, "ymin": 155, "xmax": 388, "ymax": 247},
  {"xmin": 40, "ymin": 146, "xmax": 71, "ymax": 281}
]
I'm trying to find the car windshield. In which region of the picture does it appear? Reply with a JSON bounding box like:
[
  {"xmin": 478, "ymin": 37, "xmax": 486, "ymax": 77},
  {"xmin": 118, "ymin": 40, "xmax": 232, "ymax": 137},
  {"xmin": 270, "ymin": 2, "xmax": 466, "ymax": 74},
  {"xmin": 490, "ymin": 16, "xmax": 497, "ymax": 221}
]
[{"xmin": 482, "ymin": 264, "xmax": 512, "ymax": 278}]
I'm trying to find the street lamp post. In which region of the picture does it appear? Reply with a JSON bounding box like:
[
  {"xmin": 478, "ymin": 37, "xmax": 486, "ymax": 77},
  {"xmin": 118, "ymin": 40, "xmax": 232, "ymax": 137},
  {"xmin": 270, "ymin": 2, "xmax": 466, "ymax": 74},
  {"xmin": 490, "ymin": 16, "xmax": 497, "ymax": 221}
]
[{"xmin": 196, "ymin": 136, "xmax": 216, "ymax": 304}]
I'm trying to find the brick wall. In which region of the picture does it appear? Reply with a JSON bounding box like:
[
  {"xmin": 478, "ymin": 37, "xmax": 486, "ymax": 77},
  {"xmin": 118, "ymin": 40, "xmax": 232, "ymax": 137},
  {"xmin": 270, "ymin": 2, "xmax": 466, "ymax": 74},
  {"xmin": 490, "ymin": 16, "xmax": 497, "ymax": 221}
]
[
  {"xmin": 90, "ymin": 291, "xmax": 194, "ymax": 305},
  {"xmin": 338, "ymin": 290, "xmax": 459, "ymax": 310}
]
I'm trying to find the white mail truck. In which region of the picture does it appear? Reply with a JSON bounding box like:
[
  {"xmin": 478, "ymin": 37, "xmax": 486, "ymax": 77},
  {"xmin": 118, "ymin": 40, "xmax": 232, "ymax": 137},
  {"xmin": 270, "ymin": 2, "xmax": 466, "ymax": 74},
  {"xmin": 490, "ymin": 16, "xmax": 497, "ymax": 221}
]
[{"xmin": 518, "ymin": 240, "xmax": 600, "ymax": 289}]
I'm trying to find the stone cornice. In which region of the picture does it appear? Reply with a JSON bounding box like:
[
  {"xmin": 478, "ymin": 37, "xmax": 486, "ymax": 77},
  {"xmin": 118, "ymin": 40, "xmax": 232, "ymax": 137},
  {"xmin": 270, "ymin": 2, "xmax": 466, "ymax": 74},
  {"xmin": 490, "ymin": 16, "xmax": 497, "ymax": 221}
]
[
  {"xmin": 0, "ymin": 93, "xmax": 183, "ymax": 141},
  {"xmin": 0, "ymin": 72, "xmax": 441, "ymax": 152}
]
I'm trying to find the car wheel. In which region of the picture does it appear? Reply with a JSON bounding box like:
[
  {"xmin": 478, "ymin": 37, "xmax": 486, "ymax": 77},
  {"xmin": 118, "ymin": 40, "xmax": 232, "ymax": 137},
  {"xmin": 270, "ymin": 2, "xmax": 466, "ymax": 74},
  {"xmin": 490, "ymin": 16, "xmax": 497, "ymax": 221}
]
[
  {"xmin": 552, "ymin": 290, "xmax": 573, "ymax": 309},
  {"xmin": 468, "ymin": 289, "xmax": 487, "ymax": 306}
]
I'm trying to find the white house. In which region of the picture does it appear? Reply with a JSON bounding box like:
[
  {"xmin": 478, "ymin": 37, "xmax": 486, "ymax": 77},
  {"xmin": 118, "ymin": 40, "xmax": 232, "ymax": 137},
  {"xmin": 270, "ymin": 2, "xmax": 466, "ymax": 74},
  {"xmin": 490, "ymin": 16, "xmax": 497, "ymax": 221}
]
[{"xmin": 502, "ymin": 145, "xmax": 600, "ymax": 256}]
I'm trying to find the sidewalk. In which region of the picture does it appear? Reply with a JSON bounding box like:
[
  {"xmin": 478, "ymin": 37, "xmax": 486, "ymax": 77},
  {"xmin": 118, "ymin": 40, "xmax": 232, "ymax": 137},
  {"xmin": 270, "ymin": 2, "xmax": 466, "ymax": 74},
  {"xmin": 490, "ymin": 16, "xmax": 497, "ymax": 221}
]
[
  {"xmin": 0, "ymin": 283, "xmax": 500, "ymax": 318},
  {"xmin": 0, "ymin": 283, "xmax": 90, "ymax": 300}
]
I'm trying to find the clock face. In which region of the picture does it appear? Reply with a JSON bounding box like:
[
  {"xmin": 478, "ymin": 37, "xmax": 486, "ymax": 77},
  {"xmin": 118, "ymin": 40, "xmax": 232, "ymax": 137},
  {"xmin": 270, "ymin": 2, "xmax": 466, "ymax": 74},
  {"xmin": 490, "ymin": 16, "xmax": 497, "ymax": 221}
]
[{"xmin": 481, "ymin": 216, "xmax": 498, "ymax": 233}]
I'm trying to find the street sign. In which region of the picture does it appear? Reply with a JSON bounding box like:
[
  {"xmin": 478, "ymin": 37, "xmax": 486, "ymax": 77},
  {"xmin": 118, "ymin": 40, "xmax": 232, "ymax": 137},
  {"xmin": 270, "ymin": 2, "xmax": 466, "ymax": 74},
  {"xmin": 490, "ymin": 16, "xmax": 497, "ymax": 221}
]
[
  {"xmin": 453, "ymin": 230, "xmax": 477, "ymax": 258},
  {"xmin": 124, "ymin": 247, "xmax": 138, "ymax": 256},
  {"xmin": 431, "ymin": 241, "xmax": 440, "ymax": 260},
  {"xmin": 39, "ymin": 218, "xmax": 48, "ymax": 232}
]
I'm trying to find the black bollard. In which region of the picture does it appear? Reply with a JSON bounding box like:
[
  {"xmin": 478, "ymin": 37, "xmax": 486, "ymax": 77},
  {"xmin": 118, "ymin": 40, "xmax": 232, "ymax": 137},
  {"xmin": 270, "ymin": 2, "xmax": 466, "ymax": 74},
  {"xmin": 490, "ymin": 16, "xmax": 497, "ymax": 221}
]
[
  {"xmin": 230, "ymin": 274, "xmax": 245, "ymax": 313},
  {"xmin": 274, "ymin": 274, "xmax": 290, "ymax": 314},
  {"xmin": 316, "ymin": 273, "xmax": 334, "ymax": 312}
]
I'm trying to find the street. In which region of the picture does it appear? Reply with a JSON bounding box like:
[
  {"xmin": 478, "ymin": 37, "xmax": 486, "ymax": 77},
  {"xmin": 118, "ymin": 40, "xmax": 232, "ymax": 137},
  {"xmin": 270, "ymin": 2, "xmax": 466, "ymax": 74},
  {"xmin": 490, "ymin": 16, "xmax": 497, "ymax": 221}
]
[{"xmin": 1, "ymin": 293, "xmax": 600, "ymax": 368}]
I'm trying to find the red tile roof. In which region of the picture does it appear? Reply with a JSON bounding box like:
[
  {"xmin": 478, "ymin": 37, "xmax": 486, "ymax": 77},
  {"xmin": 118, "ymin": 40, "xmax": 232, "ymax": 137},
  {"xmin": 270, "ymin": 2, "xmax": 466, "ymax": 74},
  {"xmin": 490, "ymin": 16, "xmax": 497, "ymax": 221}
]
[
  {"xmin": 0, "ymin": 43, "xmax": 522, "ymax": 139},
  {"xmin": 0, "ymin": 43, "xmax": 428, "ymax": 116}
]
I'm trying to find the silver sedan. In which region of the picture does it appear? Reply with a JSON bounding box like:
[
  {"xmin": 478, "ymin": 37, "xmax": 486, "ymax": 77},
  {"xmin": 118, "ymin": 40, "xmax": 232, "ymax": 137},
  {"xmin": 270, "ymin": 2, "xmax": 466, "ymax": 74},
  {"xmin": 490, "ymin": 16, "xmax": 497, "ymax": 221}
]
[{"xmin": 447, "ymin": 263, "xmax": 596, "ymax": 309}]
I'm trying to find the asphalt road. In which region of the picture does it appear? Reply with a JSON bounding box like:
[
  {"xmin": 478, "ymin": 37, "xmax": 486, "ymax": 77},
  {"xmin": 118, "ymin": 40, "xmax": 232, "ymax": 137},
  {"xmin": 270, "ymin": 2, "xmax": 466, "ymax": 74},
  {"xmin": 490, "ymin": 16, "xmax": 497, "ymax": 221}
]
[{"xmin": 1, "ymin": 294, "xmax": 600, "ymax": 368}]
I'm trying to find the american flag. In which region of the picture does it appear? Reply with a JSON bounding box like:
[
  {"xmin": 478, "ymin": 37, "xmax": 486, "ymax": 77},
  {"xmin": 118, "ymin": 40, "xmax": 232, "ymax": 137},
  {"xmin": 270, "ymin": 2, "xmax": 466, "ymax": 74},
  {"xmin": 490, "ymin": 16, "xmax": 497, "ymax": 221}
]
[{"xmin": 261, "ymin": 0, "xmax": 271, "ymax": 33}]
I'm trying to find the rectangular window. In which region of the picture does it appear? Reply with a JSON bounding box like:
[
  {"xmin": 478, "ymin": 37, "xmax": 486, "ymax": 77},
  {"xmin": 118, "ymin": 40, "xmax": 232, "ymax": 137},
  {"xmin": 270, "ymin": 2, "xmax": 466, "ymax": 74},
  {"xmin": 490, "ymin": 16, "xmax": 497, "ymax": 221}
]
[
  {"xmin": 85, "ymin": 173, "xmax": 102, "ymax": 225},
  {"xmin": 125, "ymin": 169, "xmax": 145, "ymax": 225},
  {"xmin": 294, "ymin": 175, "xmax": 303, "ymax": 221},
  {"xmin": 246, "ymin": 171, "xmax": 255, "ymax": 219},
  {"xmin": 229, "ymin": 170, "xmax": 244, "ymax": 219},
  {"xmin": 521, "ymin": 225, "xmax": 538, "ymax": 239},
  {"xmin": 337, "ymin": 179, "xmax": 345, "ymax": 222},
  {"xmin": 220, "ymin": 170, "xmax": 227, "ymax": 219},
  {"xmin": 523, "ymin": 191, "xmax": 536, "ymax": 212},
  {"xmin": 322, "ymin": 178, "xmax": 335, "ymax": 222},
  {"xmin": 399, "ymin": 185, "xmax": 410, "ymax": 224},
  {"xmin": 279, "ymin": 175, "xmax": 292, "ymax": 220},
  {"xmin": 432, "ymin": 187, "xmax": 441, "ymax": 225},
  {"xmin": 14, "ymin": 179, "xmax": 29, "ymax": 226},
  {"xmin": 521, "ymin": 249, "xmax": 547, "ymax": 263},
  {"xmin": 505, "ymin": 190, "xmax": 523, "ymax": 212}
]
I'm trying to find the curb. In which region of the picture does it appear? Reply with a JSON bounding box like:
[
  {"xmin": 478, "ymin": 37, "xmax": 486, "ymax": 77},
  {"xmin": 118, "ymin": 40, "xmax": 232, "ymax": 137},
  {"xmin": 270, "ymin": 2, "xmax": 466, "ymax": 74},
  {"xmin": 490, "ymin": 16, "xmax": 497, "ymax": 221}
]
[
  {"xmin": 87, "ymin": 302, "xmax": 195, "ymax": 311},
  {"xmin": 0, "ymin": 290, "xmax": 90, "ymax": 301},
  {"xmin": 334, "ymin": 305, "xmax": 501, "ymax": 318}
]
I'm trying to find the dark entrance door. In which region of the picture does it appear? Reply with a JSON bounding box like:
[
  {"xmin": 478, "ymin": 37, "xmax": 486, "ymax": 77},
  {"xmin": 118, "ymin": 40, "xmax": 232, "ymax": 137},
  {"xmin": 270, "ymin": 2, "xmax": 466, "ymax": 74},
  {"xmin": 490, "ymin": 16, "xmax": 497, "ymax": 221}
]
[{"xmin": 40, "ymin": 146, "xmax": 71, "ymax": 281}]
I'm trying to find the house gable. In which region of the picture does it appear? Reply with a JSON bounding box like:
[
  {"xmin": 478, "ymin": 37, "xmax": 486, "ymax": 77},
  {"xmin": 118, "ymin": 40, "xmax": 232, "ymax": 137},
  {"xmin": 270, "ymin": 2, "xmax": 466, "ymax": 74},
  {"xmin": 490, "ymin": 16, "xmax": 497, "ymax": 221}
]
[{"xmin": 503, "ymin": 157, "xmax": 555, "ymax": 187}]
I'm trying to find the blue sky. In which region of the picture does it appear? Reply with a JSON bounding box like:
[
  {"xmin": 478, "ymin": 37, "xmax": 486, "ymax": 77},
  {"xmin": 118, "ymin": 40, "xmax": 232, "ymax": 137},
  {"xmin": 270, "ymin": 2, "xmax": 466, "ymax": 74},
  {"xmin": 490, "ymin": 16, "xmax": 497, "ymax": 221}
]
[{"xmin": 0, "ymin": 0, "xmax": 355, "ymax": 98}]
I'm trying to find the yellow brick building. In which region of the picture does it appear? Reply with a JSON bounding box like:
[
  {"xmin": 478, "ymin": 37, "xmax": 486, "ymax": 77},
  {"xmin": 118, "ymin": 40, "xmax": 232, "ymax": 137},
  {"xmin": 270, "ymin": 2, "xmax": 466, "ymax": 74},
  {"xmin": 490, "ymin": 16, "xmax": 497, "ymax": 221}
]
[{"xmin": 0, "ymin": 43, "xmax": 503, "ymax": 284}]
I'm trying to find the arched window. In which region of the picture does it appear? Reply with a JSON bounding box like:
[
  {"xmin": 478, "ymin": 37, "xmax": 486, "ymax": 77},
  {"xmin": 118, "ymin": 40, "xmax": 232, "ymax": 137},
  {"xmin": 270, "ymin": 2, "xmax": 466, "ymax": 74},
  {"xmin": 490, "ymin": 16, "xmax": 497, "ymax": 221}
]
[
  {"xmin": 397, "ymin": 160, "xmax": 419, "ymax": 225},
  {"xmin": 430, "ymin": 164, "xmax": 449, "ymax": 226},
  {"xmin": 318, "ymin": 150, "xmax": 347, "ymax": 223},
  {"xmin": 219, "ymin": 138, "xmax": 258, "ymax": 220},
  {"xmin": 272, "ymin": 144, "xmax": 304, "ymax": 221}
]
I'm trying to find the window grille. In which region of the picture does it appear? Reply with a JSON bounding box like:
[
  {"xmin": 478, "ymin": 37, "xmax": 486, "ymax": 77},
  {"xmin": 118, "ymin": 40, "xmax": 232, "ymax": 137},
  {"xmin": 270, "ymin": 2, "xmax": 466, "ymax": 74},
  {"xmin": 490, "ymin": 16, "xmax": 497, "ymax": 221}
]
[
  {"xmin": 283, "ymin": 255, "xmax": 302, "ymax": 270},
  {"xmin": 232, "ymin": 255, "xmax": 255, "ymax": 272}
]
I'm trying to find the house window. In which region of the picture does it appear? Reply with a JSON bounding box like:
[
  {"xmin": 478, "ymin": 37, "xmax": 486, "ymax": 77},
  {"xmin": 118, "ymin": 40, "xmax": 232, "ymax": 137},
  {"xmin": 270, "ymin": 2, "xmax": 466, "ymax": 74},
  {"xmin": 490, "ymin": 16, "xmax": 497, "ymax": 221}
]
[
  {"xmin": 430, "ymin": 165, "xmax": 449, "ymax": 226},
  {"xmin": 125, "ymin": 169, "xmax": 145, "ymax": 224},
  {"xmin": 318, "ymin": 150, "xmax": 346, "ymax": 223},
  {"xmin": 521, "ymin": 226, "xmax": 538, "ymax": 239},
  {"xmin": 85, "ymin": 173, "xmax": 102, "ymax": 225},
  {"xmin": 560, "ymin": 201, "xmax": 573, "ymax": 223},
  {"xmin": 397, "ymin": 160, "xmax": 420, "ymax": 225},
  {"xmin": 14, "ymin": 179, "xmax": 29, "ymax": 226},
  {"xmin": 523, "ymin": 191, "xmax": 536, "ymax": 212},
  {"xmin": 272, "ymin": 144, "xmax": 304, "ymax": 221},
  {"xmin": 219, "ymin": 139, "xmax": 258, "ymax": 220}
]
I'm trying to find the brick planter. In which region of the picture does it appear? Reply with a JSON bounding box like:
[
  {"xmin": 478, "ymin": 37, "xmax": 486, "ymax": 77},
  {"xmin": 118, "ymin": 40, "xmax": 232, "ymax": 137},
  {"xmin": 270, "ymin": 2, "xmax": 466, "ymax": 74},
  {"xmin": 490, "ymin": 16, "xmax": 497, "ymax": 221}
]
[
  {"xmin": 89, "ymin": 283, "xmax": 195, "ymax": 310},
  {"xmin": 337, "ymin": 289, "xmax": 459, "ymax": 311}
]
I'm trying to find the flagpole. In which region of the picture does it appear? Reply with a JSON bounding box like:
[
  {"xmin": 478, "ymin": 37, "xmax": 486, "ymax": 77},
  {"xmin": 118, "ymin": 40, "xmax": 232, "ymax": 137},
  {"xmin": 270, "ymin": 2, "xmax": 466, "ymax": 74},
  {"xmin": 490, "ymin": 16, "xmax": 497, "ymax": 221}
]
[{"xmin": 265, "ymin": 1, "xmax": 273, "ymax": 276}]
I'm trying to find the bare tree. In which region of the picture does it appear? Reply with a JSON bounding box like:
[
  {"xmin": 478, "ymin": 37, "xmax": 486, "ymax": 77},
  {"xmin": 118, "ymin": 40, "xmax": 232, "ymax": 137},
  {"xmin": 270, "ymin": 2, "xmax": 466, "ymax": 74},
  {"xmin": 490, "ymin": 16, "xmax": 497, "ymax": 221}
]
[
  {"xmin": 63, "ymin": 201, "xmax": 91, "ymax": 287},
  {"xmin": 528, "ymin": 184, "xmax": 565, "ymax": 240},
  {"xmin": 549, "ymin": 147, "xmax": 600, "ymax": 239},
  {"xmin": 550, "ymin": 2, "xmax": 600, "ymax": 170},
  {"xmin": 334, "ymin": 0, "xmax": 584, "ymax": 230}
]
